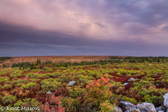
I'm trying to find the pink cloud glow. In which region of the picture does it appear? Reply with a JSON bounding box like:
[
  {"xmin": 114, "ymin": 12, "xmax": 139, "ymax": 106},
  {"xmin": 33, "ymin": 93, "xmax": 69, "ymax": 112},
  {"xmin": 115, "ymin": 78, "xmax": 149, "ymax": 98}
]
[{"xmin": 0, "ymin": 0, "xmax": 168, "ymax": 45}]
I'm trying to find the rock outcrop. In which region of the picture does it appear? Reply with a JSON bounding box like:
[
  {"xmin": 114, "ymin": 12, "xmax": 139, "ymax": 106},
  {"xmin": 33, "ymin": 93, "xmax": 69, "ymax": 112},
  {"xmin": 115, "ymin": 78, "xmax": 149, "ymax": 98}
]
[
  {"xmin": 163, "ymin": 93, "xmax": 168, "ymax": 108},
  {"xmin": 119, "ymin": 101, "xmax": 136, "ymax": 111},
  {"xmin": 136, "ymin": 102, "xmax": 156, "ymax": 112},
  {"xmin": 156, "ymin": 106, "xmax": 165, "ymax": 112},
  {"xmin": 68, "ymin": 81, "xmax": 76, "ymax": 86}
]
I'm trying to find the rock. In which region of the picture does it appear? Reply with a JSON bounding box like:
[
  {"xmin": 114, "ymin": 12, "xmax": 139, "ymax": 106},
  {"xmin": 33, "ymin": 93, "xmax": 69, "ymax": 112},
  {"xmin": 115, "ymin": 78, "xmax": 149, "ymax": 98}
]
[
  {"xmin": 163, "ymin": 93, "xmax": 168, "ymax": 108},
  {"xmin": 155, "ymin": 84, "xmax": 159, "ymax": 86},
  {"xmin": 123, "ymin": 82, "xmax": 129, "ymax": 86},
  {"xmin": 46, "ymin": 91, "xmax": 52, "ymax": 95},
  {"xmin": 137, "ymin": 102, "xmax": 156, "ymax": 112},
  {"xmin": 68, "ymin": 81, "xmax": 76, "ymax": 86},
  {"xmin": 119, "ymin": 101, "xmax": 136, "ymax": 111},
  {"xmin": 149, "ymin": 64, "xmax": 151, "ymax": 66},
  {"xmin": 114, "ymin": 106, "xmax": 122, "ymax": 112},
  {"xmin": 157, "ymin": 110, "xmax": 164, "ymax": 112},
  {"xmin": 125, "ymin": 108, "xmax": 140, "ymax": 112},
  {"xmin": 156, "ymin": 106, "xmax": 165, "ymax": 112},
  {"xmin": 127, "ymin": 77, "xmax": 135, "ymax": 82}
]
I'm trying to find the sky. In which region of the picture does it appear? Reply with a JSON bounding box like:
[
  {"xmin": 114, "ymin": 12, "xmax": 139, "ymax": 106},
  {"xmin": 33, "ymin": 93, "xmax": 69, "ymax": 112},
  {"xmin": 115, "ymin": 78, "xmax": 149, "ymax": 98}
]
[{"xmin": 0, "ymin": 0, "xmax": 168, "ymax": 56}]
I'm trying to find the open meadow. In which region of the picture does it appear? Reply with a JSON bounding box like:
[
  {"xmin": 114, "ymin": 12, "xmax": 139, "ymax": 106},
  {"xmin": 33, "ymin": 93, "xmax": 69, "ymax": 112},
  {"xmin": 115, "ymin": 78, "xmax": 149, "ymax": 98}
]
[{"xmin": 0, "ymin": 56, "xmax": 168, "ymax": 112}]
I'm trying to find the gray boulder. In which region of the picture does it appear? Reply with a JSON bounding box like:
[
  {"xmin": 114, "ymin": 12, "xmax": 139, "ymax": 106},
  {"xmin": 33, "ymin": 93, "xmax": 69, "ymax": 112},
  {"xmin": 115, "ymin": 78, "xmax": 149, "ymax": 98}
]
[
  {"xmin": 127, "ymin": 77, "xmax": 135, "ymax": 82},
  {"xmin": 156, "ymin": 106, "xmax": 165, "ymax": 112},
  {"xmin": 123, "ymin": 82, "xmax": 129, "ymax": 86},
  {"xmin": 46, "ymin": 91, "xmax": 52, "ymax": 95},
  {"xmin": 163, "ymin": 93, "xmax": 168, "ymax": 108},
  {"xmin": 155, "ymin": 84, "xmax": 159, "ymax": 86},
  {"xmin": 119, "ymin": 101, "xmax": 136, "ymax": 111},
  {"xmin": 113, "ymin": 106, "xmax": 122, "ymax": 112},
  {"xmin": 137, "ymin": 102, "xmax": 156, "ymax": 112},
  {"xmin": 68, "ymin": 81, "xmax": 76, "ymax": 86},
  {"xmin": 125, "ymin": 109, "xmax": 140, "ymax": 112}
]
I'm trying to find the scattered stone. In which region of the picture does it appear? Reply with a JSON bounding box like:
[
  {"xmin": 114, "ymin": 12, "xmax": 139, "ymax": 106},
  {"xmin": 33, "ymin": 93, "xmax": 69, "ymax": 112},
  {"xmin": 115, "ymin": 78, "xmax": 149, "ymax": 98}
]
[
  {"xmin": 68, "ymin": 81, "xmax": 76, "ymax": 86},
  {"xmin": 127, "ymin": 77, "xmax": 135, "ymax": 82},
  {"xmin": 137, "ymin": 102, "xmax": 156, "ymax": 112},
  {"xmin": 125, "ymin": 108, "xmax": 140, "ymax": 112},
  {"xmin": 46, "ymin": 91, "xmax": 52, "ymax": 95},
  {"xmin": 155, "ymin": 84, "xmax": 159, "ymax": 86},
  {"xmin": 156, "ymin": 106, "xmax": 165, "ymax": 112},
  {"xmin": 114, "ymin": 106, "xmax": 122, "ymax": 112},
  {"xmin": 163, "ymin": 93, "xmax": 168, "ymax": 108},
  {"xmin": 119, "ymin": 101, "xmax": 136, "ymax": 111},
  {"xmin": 158, "ymin": 111, "xmax": 164, "ymax": 112},
  {"xmin": 123, "ymin": 82, "xmax": 129, "ymax": 86}
]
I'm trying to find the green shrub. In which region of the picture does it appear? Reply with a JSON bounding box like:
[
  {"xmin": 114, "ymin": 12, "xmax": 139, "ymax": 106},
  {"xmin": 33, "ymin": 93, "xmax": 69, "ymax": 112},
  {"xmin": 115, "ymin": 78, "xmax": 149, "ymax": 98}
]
[
  {"xmin": 14, "ymin": 98, "xmax": 40, "ymax": 107},
  {"xmin": 45, "ymin": 67, "xmax": 53, "ymax": 72},
  {"xmin": 60, "ymin": 75, "xmax": 73, "ymax": 83},
  {"xmin": 133, "ymin": 80, "xmax": 155, "ymax": 89},
  {"xmin": 142, "ymin": 94, "xmax": 163, "ymax": 104},
  {"xmin": 121, "ymin": 96, "xmax": 137, "ymax": 104},
  {"xmin": 99, "ymin": 100, "xmax": 115, "ymax": 112},
  {"xmin": 83, "ymin": 75, "xmax": 113, "ymax": 111},
  {"xmin": 142, "ymin": 94, "xmax": 152, "ymax": 103},
  {"xmin": 37, "ymin": 74, "xmax": 49, "ymax": 78},
  {"xmin": 21, "ymin": 82, "xmax": 38, "ymax": 89},
  {"xmin": 110, "ymin": 94, "xmax": 121, "ymax": 105},
  {"xmin": 11, "ymin": 79, "xmax": 28, "ymax": 84},
  {"xmin": 9, "ymin": 70, "xmax": 22, "ymax": 76},
  {"xmin": 68, "ymin": 86, "xmax": 86, "ymax": 98},
  {"xmin": 1, "ymin": 84, "xmax": 12, "ymax": 90},
  {"xmin": 24, "ymin": 73, "xmax": 38, "ymax": 78},
  {"xmin": 0, "ymin": 70, "xmax": 8, "ymax": 76},
  {"xmin": 2, "ymin": 95, "xmax": 17, "ymax": 104},
  {"xmin": 62, "ymin": 97, "xmax": 80, "ymax": 112},
  {"xmin": 76, "ymin": 75, "xmax": 94, "ymax": 87},
  {"xmin": 45, "ymin": 73, "xmax": 61, "ymax": 77},
  {"xmin": 29, "ymin": 78, "xmax": 40, "ymax": 82},
  {"xmin": 41, "ymin": 78, "xmax": 61, "ymax": 91},
  {"xmin": 0, "ymin": 76, "xmax": 10, "ymax": 83}
]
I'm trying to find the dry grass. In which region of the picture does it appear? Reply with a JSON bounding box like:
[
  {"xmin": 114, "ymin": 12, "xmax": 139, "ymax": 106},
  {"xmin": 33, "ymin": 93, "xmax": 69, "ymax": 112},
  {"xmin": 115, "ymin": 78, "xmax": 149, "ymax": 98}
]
[{"xmin": 1, "ymin": 56, "xmax": 124, "ymax": 66}]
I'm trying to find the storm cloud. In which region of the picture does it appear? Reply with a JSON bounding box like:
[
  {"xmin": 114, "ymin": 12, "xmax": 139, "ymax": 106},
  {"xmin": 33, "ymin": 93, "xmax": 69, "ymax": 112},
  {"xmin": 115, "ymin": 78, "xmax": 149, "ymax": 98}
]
[{"xmin": 0, "ymin": 0, "xmax": 168, "ymax": 56}]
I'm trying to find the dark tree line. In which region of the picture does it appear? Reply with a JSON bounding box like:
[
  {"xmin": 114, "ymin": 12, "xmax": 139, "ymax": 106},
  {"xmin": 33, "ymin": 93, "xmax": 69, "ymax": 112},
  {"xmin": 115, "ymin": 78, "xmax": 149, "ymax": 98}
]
[
  {"xmin": 9, "ymin": 56, "xmax": 168, "ymax": 70},
  {"xmin": 12, "ymin": 59, "xmax": 41, "ymax": 70},
  {"xmin": 109, "ymin": 56, "xmax": 168, "ymax": 63},
  {"xmin": 0, "ymin": 57, "xmax": 11, "ymax": 63}
]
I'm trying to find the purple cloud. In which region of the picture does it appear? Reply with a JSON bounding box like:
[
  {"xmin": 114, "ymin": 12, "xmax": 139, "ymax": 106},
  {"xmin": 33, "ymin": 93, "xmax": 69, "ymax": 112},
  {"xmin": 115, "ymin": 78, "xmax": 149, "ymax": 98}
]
[{"xmin": 0, "ymin": 0, "xmax": 168, "ymax": 56}]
